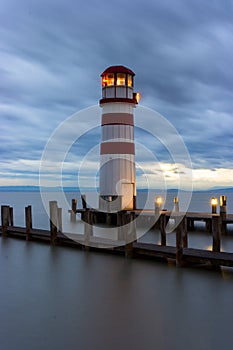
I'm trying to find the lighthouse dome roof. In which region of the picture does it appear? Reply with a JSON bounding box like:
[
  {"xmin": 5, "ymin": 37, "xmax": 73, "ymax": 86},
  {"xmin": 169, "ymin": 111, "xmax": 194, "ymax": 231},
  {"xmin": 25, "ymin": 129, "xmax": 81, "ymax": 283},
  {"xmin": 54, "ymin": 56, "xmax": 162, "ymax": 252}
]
[{"xmin": 101, "ymin": 65, "xmax": 135, "ymax": 77}]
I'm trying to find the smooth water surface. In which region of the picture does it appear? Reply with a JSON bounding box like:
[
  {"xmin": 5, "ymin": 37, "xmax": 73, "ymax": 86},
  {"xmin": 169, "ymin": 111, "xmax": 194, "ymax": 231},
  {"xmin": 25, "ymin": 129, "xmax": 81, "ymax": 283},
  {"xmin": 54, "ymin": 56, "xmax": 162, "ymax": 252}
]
[{"xmin": 1, "ymin": 237, "xmax": 233, "ymax": 350}]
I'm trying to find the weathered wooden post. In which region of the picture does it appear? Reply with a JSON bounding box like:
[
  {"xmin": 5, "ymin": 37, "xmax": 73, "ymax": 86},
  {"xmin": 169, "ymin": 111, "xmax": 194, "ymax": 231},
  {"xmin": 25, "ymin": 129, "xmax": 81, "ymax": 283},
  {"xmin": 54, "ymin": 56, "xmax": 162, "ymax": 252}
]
[
  {"xmin": 212, "ymin": 215, "xmax": 221, "ymax": 252},
  {"xmin": 176, "ymin": 216, "xmax": 184, "ymax": 266},
  {"xmin": 1, "ymin": 205, "xmax": 9, "ymax": 236},
  {"xmin": 70, "ymin": 198, "xmax": 77, "ymax": 222},
  {"xmin": 205, "ymin": 219, "xmax": 212, "ymax": 233},
  {"xmin": 9, "ymin": 207, "xmax": 14, "ymax": 226},
  {"xmin": 160, "ymin": 213, "xmax": 166, "ymax": 246},
  {"xmin": 57, "ymin": 207, "xmax": 62, "ymax": 232},
  {"xmin": 25, "ymin": 205, "xmax": 32, "ymax": 241},
  {"xmin": 220, "ymin": 195, "xmax": 227, "ymax": 235},
  {"xmin": 183, "ymin": 216, "xmax": 188, "ymax": 248},
  {"xmin": 81, "ymin": 194, "xmax": 87, "ymax": 209},
  {"xmin": 49, "ymin": 201, "xmax": 58, "ymax": 245},
  {"xmin": 84, "ymin": 209, "xmax": 93, "ymax": 249}
]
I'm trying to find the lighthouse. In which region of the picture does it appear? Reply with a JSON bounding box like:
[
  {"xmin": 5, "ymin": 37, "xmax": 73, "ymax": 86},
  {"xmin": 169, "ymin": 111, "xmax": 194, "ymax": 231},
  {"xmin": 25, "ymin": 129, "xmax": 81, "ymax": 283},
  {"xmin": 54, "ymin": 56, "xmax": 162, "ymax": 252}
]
[{"xmin": 99, "ymin": 65, "xmax": 139, "ymax": 211}]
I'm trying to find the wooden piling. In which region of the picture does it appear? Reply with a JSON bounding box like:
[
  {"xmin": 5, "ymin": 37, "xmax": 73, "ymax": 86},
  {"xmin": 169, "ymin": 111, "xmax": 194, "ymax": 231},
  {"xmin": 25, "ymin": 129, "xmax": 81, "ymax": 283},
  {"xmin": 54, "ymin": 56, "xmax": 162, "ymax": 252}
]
[
  {"xmin": 183, "ymin": 216, "xmax": 188, "ymax": 248},
  {"xmin": 84, "ymin": 209, "xmax": 93, "ymax": 249},
  {"xmin": 160, "ymin": 213, "xmax": 166, "ymax": 246},
  {"xmin": 49, "ymin": 201, "xmax": 58, "ymax": 245},
  {"xmin": 25, "ymin": 205, "xmax": 32, "ymax": 241},
  {"xmin": 81, "ymin": 195, "xmax": 87, "ymax": 209},
  {"xmin": 176, "ymin": 216, "xmax": 184, "ymax": 266},
  {"xmin": 220, "ymin": 195, "xmax": 227, "ymax": 235},
  {"xmin": 205, "ymin": 219, "xmax": 212, "ymax": 233},
  {"xmin": 1, "ymin": 205, "xmax": 9, "ymax": 236},
  {"xmin": 58, "ymin": 208, "xmax": 62, "ymax": 232},
  {"xmin": 212, "ymin": 215, "xmax": 221, "ymax": 252},
  {"xmin": 9, "ymin": 207, "xmax": 14, "ymax": 226},
  {"xmin": 71, "ymin": 199, "xmax": 77, "ymax": 222}
]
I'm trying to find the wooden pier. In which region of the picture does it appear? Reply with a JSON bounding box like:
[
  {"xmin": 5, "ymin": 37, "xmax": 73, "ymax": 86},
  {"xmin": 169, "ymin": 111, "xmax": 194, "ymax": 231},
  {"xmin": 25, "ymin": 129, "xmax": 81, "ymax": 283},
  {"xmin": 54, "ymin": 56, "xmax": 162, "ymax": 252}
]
[{"xmin": 1, "ymin": 202, "xmax": 233, "ymax": 269}]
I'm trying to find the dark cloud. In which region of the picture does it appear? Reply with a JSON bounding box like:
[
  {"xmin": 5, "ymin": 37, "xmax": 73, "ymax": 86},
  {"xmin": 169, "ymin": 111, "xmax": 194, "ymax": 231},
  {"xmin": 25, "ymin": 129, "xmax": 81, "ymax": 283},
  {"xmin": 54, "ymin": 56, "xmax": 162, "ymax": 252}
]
[{"xmin": 1, "ymin": 0, "xmax": 233, "ymax": 187}]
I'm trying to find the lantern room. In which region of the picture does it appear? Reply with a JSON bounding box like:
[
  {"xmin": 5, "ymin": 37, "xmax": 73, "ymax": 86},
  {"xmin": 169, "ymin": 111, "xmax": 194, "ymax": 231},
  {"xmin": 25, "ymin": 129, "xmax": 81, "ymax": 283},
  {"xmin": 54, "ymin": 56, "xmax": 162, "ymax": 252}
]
[{"xmin": 100, "ymin": 65, "xmax": 139, "ymax": 104}]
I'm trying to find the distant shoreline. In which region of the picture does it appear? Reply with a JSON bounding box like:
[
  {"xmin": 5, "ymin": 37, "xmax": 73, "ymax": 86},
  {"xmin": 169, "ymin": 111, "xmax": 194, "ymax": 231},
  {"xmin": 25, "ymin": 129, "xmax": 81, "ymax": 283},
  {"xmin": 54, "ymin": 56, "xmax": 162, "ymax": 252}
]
[{"xmin": 0, "ymin": 186, "xmax": 232, "ymax": 193}]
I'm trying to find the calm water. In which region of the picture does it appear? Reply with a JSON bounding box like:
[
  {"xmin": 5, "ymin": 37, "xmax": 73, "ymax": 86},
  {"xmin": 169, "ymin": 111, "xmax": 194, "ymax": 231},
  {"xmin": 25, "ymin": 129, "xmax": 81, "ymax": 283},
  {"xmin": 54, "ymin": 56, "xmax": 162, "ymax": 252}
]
[
  {"xmin": 1, "ymin": 190, "xmax": 233, "ymax": 230},
  {"xmin": 1, "ymin": 191, "xmax": 233, "ymax": 350}
]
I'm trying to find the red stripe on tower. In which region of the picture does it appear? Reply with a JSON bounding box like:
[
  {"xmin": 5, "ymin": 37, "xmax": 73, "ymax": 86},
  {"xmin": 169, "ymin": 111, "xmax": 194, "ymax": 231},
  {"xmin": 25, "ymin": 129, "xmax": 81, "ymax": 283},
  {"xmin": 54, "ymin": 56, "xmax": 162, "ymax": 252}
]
[
  {"xmin": 100, "ymin": 142, "xmax": 135, "ymax": 155},
  {"xmin": 101, "ymin": 113, "xmax": 134, "ymax": 126}
]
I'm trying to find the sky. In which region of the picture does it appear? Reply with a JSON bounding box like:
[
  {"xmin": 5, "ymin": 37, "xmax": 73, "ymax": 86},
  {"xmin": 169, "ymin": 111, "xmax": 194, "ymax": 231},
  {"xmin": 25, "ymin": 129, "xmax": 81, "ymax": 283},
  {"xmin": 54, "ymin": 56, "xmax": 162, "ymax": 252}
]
[{"xmin": 1, "ymin": 0, "xmax": 233, "ymax": 190}]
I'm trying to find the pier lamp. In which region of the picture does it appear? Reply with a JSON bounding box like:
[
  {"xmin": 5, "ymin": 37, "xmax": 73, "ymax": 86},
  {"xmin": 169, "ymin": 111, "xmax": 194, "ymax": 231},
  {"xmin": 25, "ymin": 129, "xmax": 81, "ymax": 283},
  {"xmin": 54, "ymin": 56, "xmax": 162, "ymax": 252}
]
[
  {"xmin": 155, "ymin": 196, "xmax": 163, "ymax": 215},
  {"xmin": 173, "ymin": 196, "xmax": 179, "ymax": 212},
  {"xmin": 211, "ymin": 197, "xmax": 218, "ymax": 214}
]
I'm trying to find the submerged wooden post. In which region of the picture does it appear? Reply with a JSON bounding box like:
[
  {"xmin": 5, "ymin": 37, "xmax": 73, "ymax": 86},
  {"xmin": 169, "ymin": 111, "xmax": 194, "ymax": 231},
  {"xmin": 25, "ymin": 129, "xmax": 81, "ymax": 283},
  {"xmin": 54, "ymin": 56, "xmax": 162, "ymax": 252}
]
[
  {"xmin": 49, "ymin": 201, "xmax": 58, "ymax": 245},
  {"xmin": 160, "ymin": 213, "xmax": 166, "ymax": 246},
  {"xmin": 25, "ymin": 205, "xmax": 32, "ymax": 241},
  {"xmin": 71, "ymin": 199, "xmax": 77, "ymax": 222},
  {"xmin": 176, "ymin": 216, "xmax": 184, "ymax": 266},
  {"xmin": 1, "ymin": 205, "xmax": 9, "ymax": 236},
  {"xmin": 9, "ymin": 207, "xmax": 14, "ymax": 226},
  {"xmin": 212, "ymin": 215, "xmax": 221, "ymax": 252},
  {"xmin": 220, "ymin": 195, "xmax": 227, "ymax": 235}
]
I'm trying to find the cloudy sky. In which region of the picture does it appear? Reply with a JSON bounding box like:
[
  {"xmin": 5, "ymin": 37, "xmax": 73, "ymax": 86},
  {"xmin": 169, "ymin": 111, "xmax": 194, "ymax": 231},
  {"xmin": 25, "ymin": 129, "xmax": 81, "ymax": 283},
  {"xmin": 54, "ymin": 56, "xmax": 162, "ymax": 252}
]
[{"xmin": 1, "ymin": 0, "xmax": 233, "ymax": 190}]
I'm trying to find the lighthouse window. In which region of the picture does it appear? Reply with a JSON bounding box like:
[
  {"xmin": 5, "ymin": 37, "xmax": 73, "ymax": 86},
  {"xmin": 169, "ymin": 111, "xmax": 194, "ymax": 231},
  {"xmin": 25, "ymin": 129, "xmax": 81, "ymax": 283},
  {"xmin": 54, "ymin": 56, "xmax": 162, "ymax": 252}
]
[
  {"xmin": 102, "ymin": 73, "xmax": 115, "ymax": 86},
  {"xmin": 116, "ymin": 73, "xmax": 126, "ymax": 86},
  {"xmin": 127, "ymin": 75, "xmax": 133, "ymax": 87},
  {"xmin": 106, "ymin": 73, "xmax": 114, "ymax": 86}
]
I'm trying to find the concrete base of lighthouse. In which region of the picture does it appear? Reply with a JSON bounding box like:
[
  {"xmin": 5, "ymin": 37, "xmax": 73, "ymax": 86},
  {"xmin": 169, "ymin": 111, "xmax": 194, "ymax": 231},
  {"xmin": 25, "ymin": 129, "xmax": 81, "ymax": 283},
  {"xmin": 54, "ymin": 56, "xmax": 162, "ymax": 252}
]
[{"xmin": 99, "ymin": 194, "xmax": 136, "ymax": 212}]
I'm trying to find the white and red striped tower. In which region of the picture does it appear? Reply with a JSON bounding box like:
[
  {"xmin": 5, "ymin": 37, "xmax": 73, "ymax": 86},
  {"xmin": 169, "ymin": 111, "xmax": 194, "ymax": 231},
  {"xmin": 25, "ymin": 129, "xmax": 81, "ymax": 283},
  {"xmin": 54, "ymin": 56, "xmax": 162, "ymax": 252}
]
[{"xmin": 99, "ymin": 65, "xmax": 139, "ymax": 211}]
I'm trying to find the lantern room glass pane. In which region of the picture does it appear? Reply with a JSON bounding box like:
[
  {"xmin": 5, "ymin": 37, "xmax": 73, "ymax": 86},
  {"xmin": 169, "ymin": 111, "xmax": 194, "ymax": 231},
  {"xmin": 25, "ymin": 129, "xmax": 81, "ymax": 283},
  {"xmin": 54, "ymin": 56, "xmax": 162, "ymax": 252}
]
[
  {"xmin": 127, "ymin": 75, "xmax": 133, "ymax": 87},
  {"xmin": 116, "ymin": 73, "xmax": 126, "ymax": 86},
  {"xmin": 107, "ymin": 73, "xmax": 114, "ymax": 86},
  {"xmin": 102, "ymin": 73, "xmax": 115, "ymax": 86}
]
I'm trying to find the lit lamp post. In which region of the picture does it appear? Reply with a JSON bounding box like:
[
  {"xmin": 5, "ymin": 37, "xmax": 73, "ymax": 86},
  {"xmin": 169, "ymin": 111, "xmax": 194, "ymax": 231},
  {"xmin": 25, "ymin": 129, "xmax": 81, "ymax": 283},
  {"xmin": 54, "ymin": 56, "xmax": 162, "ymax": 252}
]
[
  {"xmin": 155, "ymin": 196, "xmax": 163, "ymax": 215},
  {"xmin": 173, "ymin": 197, "xmax": 179, "ymax": 212},
  {"xmin": 211, "ymin": 197, "xmax": 218, "ymax": 214}
]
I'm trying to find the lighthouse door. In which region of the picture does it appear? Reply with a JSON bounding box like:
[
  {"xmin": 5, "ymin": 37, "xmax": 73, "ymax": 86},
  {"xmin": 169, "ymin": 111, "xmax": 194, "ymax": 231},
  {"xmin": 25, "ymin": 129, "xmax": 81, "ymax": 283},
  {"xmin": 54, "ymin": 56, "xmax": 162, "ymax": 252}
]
[{"xmin": 121, "ymin": 183, "xmax": 134, "ymax": 210}]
